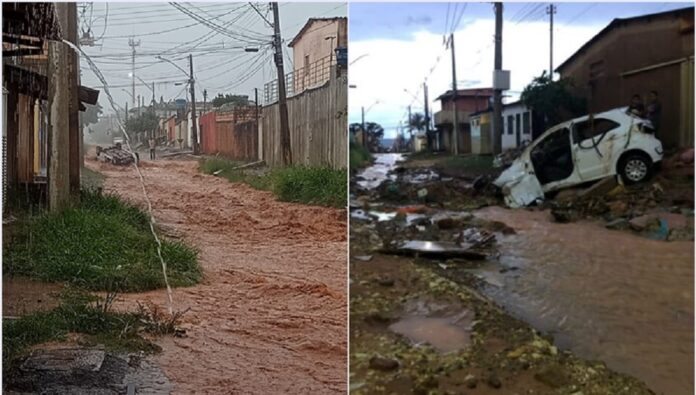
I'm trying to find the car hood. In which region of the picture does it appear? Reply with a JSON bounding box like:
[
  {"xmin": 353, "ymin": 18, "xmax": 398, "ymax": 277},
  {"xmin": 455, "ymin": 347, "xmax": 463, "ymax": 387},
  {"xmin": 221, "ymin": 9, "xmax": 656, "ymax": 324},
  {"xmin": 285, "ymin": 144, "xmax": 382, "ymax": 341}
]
[{"xmin": 493, "ymin": 153, "xmax": 545, "ymax": 208}]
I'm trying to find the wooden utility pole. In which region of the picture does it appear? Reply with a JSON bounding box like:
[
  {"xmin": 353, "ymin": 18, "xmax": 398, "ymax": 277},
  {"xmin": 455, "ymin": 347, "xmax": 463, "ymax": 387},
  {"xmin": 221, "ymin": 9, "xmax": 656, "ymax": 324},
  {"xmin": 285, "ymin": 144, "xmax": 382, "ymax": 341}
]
[
  {"xmin": 47, "ymin": 40, "xmax": 70, "ymax": 211},
  {"xmin": 449, "ymin": 33, "xmax": 459, "ymax": 155},
  {"xmin": 423, "ymin": 81, "xmax": 431, "ymax": 149},
  {"xmin": 189, "ymin": 54, "xmax": 200, "ymax": 155},
  {"xmin": 492, "ymin": 3, "xmax": 504, "ymax": 155},
  {"xmin": 56, "ymin": 2, "xmax": 80, "ymax": 194},
  {"xmin": 271, "ymin": 2, "xmax": 292, "ymax": 165},
  {"xmin": 547, "ymin": 4, "xmax": 556, "ymax": 79}
]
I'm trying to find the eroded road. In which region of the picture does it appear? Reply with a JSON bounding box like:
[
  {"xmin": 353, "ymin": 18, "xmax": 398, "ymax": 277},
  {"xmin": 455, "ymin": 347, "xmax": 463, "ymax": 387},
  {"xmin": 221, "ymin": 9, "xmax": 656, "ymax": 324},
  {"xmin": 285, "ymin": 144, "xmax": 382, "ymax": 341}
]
[{"xmin": 86, "ymin": 158, "xmax": 347, "ymax": 394}]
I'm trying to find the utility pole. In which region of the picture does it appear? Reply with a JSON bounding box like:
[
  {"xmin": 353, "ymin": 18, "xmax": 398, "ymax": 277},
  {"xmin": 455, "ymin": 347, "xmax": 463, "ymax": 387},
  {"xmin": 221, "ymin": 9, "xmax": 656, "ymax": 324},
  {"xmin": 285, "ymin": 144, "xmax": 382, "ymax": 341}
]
[
  {"xmin": 492, "ymin": 3, "xmax": 504, "ymax": 155},
  {"xmin": 203, "ymin": 89, "xmax": 208, "ymax": 113},
  {"xmin": 449, "ymin": 33, "xmax": 459, "ymax": 155},
  {"xmin": 189, "ymin": 54, "xmax": 200, "ymax": 155},
  {"xmin": 408, "ymin": 104, "xmax": 412, "ymax": 148},
  {"xmin": 361, "ymin": 106, "xmax": 366, "ymax": 148},
  {"xmin": 423, "ymin": 81, "xmax": 431, "ymax": 149},
  {"xmin": 128, "ymin": 37, "xmax": 140, "ymax": 108},
  {"xmin": 546, "ymin": 4, "xmax": 556, "ymax": 79},
  {"xmin": 151, "ymin": 82, "xmax": 155, "ymax": 106},
  {"xmin": 271, "ymin": 2, "xmax": 292, "ymax": 165},
  {"xmin": 47, "ymin": 39, "xmax": 70, "ymax": 211}
]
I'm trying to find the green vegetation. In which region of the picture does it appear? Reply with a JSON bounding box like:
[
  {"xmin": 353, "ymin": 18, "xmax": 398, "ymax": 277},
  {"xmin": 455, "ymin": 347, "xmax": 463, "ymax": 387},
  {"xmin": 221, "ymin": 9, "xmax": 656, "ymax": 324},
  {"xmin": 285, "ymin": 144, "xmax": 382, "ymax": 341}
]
[
  {"xmin": 3, "ymin": 288, "xmax": 181, "ymax": 375},
  {"xmin": 200, "ymin": 157, "xmax": 347, "ymax": 208},
  {"xmin": 442, "ymin": 154, "xmax": 494, "ymax": 172},
  {"xmin": 350, "ymin": 140, "xmax": 372, "ymax": 171},
  {"xmin": 4, "ymin": 190, "xmax": 200, "ymax": 292}
]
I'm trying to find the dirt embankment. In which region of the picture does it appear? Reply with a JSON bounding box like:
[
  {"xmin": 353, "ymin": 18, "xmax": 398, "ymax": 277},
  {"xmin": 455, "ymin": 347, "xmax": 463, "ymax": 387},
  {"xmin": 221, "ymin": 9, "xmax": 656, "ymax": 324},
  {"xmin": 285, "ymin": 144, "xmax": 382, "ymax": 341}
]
[{"xmin": 86, "ymin": 158, "xmax": 347, "ymax": 394}]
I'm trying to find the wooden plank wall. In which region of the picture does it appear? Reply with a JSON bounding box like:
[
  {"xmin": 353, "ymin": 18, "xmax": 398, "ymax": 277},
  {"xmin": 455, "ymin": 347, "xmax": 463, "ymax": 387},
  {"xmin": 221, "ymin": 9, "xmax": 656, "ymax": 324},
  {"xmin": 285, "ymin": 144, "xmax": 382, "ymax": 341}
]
[{"xmin": 261, "ymin": 72, "xmax": 347, "ymax": 169}]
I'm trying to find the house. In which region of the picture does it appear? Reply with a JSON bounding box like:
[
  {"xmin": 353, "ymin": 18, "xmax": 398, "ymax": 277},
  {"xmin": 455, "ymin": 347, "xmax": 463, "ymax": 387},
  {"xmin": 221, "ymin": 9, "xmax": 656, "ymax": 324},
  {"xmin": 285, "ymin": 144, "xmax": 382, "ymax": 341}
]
[
  {"xmin": 556, "ymin": 6, "xmax": 694, "ymax": 148},
  {"xmin": 433, "ymin": 88, "xmax": 494, "ymax": 153},
  {"xmin": 3, "ymin": 2, "xmax": 99, "ymax": 210},
  {"xmin": 470, "ymin": 101, "xmax": 536, "ymax": 155},
  {"xmin": 288, "ymin": 17, "xmax": 347, "ymax": 94}
]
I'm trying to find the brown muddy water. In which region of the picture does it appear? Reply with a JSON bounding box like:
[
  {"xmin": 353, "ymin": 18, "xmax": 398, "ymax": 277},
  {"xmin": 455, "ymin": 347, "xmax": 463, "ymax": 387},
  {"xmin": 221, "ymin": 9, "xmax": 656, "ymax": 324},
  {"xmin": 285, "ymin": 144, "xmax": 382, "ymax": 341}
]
[{"xmin": 472, "ymin": 206, "xmax": 694, "ymax": 395}]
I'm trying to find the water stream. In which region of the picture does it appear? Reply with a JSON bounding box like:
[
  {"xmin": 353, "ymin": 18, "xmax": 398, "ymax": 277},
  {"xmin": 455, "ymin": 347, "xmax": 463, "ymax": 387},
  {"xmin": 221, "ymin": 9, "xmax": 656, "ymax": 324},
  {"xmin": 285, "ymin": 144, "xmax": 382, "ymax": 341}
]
[{"xmin": 473, "ymin": 207, "xmax": 694, "ymax": 395}]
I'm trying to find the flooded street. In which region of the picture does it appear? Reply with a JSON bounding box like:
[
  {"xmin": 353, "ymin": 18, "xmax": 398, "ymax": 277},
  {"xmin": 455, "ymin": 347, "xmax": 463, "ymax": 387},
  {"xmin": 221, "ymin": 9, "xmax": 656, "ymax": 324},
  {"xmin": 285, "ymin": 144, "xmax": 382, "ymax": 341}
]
[
  {"xmin": 355, "ymin": 153, "xmax": 404, "ymax": 190},
  {"xmin": 472, "ymin": 206, "xmax": 694, "ymax": 394},
  {"xmin": 87, "ymin": 158, "xmax": 347, "ymax": 394}
]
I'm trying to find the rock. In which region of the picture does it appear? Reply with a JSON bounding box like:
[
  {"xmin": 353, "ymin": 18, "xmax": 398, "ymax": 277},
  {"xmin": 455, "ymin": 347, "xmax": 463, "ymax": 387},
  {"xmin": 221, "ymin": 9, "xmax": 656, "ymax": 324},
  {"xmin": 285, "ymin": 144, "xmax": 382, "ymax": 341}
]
[
  {"xmin": 577, "ymin": 176, "xmax": 618, "ymax": 199},
  {"xmin": 534, "ymin": 365, "xmax": 569, "ymax": 388},
  {"xmin": 668, "ymin": 227, "xmax": 695, "ymax": 241},
  {"xmin": 487, "ymin": 373, "xmax": 502, "ymax": 389},
  {"xmin": 629, "ymin": 215, "xmax": 660, "ymax": 231},
  {"xmin": 607, "ymin": 201, "xmax": 629, "ymax": 217},
  {"xmin": 680, "ymin": 148, "xmax": 694, "ymax": 163},
  {"xmin": 551, "ymin": 208, "xmax": 578, "ymax": 223},
  {"xmin": 463, "ymin": 374, "xmax": 477, "ymax": 388},
  {"xmin": 435, "ymin": 217, "xmax": 460, "ymax": 229},
  {"xmin": 605, "ymin": 218, "xmax": 629, "ymax": 230},
  {"xmin": 369, "ymin": 355, "xmax": 399, "ymax": 371},
  {"xmin": 554, "ymin": 188, "xmax": 580, "ymax": 201}
]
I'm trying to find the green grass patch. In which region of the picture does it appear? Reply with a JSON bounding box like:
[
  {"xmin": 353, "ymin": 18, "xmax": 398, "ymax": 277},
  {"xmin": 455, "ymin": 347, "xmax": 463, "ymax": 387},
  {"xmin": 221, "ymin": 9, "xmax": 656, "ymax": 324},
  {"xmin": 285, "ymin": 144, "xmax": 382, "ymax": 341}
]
[
  {"xmin": 3, "ymin": 190, "xmax": 200, "ymax": 292},
  {"xmin": 200, "ymin": 158, "xmax": 346, "ymax": 208},
  {"xmin": 349, "ymin": 140, "xmax": 372, "ymax": 171},
  {"xmin": 3, "ymin": 288, "xmax": 178, "ymax": 375}
]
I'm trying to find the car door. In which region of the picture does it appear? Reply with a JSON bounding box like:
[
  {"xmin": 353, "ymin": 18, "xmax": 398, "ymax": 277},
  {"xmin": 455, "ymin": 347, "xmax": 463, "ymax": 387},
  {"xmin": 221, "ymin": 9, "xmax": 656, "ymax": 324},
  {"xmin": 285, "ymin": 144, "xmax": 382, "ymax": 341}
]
[
  {"xmin": 530, "ymin": 126, "xmax": 577, "ymax": 190},
  {"xmin": 572, "ymin": 117, "xmax": 623, "ymax": 181}
]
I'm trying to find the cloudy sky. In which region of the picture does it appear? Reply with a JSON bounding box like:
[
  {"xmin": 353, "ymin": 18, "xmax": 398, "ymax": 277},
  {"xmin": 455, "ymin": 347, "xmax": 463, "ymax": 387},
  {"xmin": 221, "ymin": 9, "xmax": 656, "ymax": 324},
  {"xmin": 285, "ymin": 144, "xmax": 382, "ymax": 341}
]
[
  {"xmin": 348, "ymin": 2, "xmax": 690, "ymax": 138},
  {"xmin": 79, "ymin": 2, "xmax": 346, "ymax": 114}
]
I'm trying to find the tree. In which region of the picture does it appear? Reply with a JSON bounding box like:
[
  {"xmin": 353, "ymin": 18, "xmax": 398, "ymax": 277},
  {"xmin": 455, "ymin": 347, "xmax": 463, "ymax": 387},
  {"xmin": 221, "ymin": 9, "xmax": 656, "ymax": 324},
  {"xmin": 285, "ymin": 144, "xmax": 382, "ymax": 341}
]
[
  {"xmin": 80, "ymin": 102, "xmax": 103, "ymax": 127},
  {"xmin": 125, "ymin": 111, "xmax": 159, "ymax": 138},
  {"xmin": 349, "ymin": 122, "xmax": 384, "ymax": 152},
  {"xmin": 211, "ymin": 93, "xmax": 250, "ymax": 108},
  {"xmin": 520, "ymin": 71, "xmax": 587, "ymax": 128}
]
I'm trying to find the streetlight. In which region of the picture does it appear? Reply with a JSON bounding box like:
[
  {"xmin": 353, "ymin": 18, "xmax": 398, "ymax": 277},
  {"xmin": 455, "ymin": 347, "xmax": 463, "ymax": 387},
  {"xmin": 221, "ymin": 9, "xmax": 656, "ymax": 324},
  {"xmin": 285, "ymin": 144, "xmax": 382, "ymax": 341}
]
[
  {"xmin": 244, "ymin": 47, "xmax": 259, "ymax": 52},
  {"xmin": 156, "ymin": 56, "xmax": 189, "ymax": 78},
  {"xmin": 325, "ymin": 35, "xmax": 336, "ymax": 64},
  {"xmin": 350, "ymin": 53, "xmax": 369, "ymax": 66}
]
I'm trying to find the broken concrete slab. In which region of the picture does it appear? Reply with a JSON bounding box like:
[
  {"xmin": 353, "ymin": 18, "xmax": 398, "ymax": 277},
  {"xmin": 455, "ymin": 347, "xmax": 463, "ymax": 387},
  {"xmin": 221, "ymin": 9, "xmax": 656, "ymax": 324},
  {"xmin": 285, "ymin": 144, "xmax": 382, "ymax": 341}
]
[
  {"xmin": 382, "ymin": 240, "xmax": 487, "ymax": 260},
  {"xmin": 21, "ymin": 348, "xmax": 105, "ymax": 373}
]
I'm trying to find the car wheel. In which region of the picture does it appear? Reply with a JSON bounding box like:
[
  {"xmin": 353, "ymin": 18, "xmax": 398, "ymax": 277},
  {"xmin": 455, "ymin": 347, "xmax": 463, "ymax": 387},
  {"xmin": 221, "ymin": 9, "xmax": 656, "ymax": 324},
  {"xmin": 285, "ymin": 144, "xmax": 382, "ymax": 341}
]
[{"xmin": 619, "ymin": 153, "xmax": 652, "ymax": 184}]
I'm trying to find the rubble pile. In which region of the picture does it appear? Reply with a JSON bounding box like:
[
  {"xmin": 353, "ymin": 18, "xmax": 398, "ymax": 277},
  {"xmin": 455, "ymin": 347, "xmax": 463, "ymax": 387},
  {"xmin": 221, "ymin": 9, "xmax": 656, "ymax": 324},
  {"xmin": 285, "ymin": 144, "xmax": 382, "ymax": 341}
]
[
  {"xmin": 96, "ymin": 143, "xmax": 137, "ymax": 166},
  {"xmin": 493, "ymin": 143, "xmax": 528, "ymax": 168},
  {"xmin": 548, "ymin": 174, "xmax": 693, "ymax": 241}
]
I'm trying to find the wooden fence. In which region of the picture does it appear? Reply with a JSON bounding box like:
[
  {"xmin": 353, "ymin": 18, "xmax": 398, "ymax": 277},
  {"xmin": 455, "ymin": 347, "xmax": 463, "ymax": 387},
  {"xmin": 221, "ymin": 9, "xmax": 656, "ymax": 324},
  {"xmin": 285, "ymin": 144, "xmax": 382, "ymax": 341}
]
[
  {"xmin": 199, "ymin": 109, "xmax": 258, "ymax": 161},
  {"xmin": 261, "ymin": 72, "xmax": 347, "ymax": 169}
]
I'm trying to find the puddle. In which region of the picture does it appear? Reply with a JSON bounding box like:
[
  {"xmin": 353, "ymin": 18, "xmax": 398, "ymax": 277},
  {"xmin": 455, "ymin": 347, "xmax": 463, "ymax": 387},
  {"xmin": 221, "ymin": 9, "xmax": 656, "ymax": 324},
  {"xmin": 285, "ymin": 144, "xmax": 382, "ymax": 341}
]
[
  {"xmin": 356, "ymin": 153, "xmax": 404, "ymax": 190},
  {"xmin": 389, "ymin": 301, "xmax": 473, "ymax": 353},
  {"xmin": 473, "ymin": 206, "xmax": 694, "ymax": 395}
]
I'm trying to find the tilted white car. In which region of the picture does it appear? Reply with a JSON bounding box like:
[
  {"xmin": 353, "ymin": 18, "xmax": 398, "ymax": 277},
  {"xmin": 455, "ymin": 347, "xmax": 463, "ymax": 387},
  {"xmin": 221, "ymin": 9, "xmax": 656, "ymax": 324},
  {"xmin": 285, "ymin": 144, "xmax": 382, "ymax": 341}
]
[{"xmin": 494, "ymin": 107, "xmax": 663, "ymax": 208}]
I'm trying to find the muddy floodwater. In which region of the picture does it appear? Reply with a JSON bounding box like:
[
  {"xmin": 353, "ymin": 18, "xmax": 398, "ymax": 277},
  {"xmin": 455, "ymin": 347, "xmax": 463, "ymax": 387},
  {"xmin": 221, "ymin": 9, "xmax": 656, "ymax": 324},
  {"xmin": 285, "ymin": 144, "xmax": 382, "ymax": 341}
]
[
  {"xmin": 473, "ymin": 206, "xmax": 694, "ymax": 394},
  {"xmin": 356, "ymin": 153, "xmax": 404, "ymax": 189}
]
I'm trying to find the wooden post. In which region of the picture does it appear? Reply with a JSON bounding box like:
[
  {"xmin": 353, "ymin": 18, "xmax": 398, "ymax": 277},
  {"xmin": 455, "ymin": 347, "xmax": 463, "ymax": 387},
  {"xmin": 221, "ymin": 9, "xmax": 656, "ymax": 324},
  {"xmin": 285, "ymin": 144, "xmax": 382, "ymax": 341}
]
[
  {"xmin": 48, "ymin": 40, "xmax": 70, "ymax": 211},
  {"xmin": 56, "ymin": 2, "xmax": 80, "ymax": 194}
]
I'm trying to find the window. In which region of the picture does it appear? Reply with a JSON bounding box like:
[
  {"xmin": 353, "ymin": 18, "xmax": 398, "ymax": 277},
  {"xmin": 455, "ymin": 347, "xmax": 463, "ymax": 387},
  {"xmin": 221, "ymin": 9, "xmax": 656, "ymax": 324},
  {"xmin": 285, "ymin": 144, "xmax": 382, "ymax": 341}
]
[
  {"xmin": 572, "ymin": 118, "xmax": 620, "ymax": 143},
  {"xmin": 515, "ymin": 113, "xmax": 521, "ymax": 136},
  {"xmin": 507, "ymin": 115, "xmax": 513, "ymax": 135},
  {"xmin": 523, "ymin": 112, "xmax": 531, "ymax": 134}
]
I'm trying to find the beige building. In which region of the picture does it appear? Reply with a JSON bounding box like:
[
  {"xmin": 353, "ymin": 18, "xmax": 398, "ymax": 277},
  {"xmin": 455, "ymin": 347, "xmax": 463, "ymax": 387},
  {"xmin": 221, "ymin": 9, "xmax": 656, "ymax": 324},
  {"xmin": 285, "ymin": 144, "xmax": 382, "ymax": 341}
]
[{"xmin": 288, "ymin": 17, "xmax": 347, "ymax": 94}]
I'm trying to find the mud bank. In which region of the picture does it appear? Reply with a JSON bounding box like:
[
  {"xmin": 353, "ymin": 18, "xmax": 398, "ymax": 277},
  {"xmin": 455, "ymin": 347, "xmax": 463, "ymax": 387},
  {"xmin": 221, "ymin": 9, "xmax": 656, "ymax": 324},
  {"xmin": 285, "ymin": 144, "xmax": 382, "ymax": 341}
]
[{"xmin": 86, "ymin": 157, "xmax": 347, "ymax": 394}]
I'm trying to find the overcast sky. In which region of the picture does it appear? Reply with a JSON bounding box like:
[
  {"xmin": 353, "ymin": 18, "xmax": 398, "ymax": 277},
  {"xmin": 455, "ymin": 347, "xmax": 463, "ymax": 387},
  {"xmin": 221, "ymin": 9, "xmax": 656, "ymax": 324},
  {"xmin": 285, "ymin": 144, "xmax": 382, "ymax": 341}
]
[
  {"xmin": 348, "ymin": 2, "xmax": 691, "ymax": 138},
  {"xmin": 79, "ymin": 2, "xmax": 346, "ymax": 114}
]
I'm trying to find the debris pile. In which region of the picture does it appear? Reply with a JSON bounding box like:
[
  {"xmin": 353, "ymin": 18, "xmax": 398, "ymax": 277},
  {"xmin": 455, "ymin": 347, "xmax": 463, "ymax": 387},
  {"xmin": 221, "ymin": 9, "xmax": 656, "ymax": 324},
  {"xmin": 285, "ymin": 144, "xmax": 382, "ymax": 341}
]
[
  {"xmin": 548, "ymin": 174, "xmax": 693, "ymax": 241},
  {"xmin": 96, "ymin": 143, "xmax": 137, "ymax": 166},
  {"xmin": 493, "ymin": 143, "xmax": 528, "ymax": 168}
]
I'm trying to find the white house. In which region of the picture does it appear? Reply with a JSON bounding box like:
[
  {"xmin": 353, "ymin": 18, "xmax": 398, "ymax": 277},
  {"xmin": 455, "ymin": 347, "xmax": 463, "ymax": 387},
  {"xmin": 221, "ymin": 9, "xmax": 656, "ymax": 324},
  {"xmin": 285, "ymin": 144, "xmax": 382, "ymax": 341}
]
[{"xmin": 470, "ymin": 101, "xmax": 534, "ymax": 154}]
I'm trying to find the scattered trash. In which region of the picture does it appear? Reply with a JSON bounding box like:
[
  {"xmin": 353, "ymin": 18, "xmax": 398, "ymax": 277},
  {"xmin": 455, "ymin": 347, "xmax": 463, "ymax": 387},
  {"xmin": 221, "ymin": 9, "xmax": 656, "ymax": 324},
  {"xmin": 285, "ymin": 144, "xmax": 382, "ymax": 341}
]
[{"xmin": 354, "ymin": 255, "xmax": 373, "ymax": 262}]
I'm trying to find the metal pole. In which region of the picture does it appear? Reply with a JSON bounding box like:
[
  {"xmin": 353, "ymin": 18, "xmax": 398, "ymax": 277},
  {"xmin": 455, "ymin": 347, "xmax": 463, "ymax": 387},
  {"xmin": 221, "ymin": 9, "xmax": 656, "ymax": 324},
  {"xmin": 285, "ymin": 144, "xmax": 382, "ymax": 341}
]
[
  {"xmin": 492, "ymin": 3, "xmax": 504, "ymax": 155},
  {"xmin": 547, "ymin": 4, "xmax": 556, "ymax": 79},
  {"xmin": 361, "ymin": 106, "xmax": 366, "ymax": 148},
  {"xmin": 450, "ymin": 33, "xmax": 459, "ymax": 155},
  {"xmin": 189, "ymin": 54, "xmax": 199, "ymax": 155}
]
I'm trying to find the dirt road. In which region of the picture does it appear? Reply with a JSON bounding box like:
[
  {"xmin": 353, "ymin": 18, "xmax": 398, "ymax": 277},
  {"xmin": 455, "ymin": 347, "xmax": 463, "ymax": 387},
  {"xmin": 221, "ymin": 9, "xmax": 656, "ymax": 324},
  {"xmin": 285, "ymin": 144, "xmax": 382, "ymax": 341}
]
[{"xmin": 86, "ymin": 158, "xmax": 347, "ymax": 394}]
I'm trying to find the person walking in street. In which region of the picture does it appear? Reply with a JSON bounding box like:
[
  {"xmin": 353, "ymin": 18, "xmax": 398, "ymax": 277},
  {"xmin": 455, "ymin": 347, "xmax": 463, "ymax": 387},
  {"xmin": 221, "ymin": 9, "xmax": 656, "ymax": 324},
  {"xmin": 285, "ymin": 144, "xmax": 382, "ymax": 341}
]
[
  {"xmin": 646, "ymin": 90, "xmax": 662, "ymax": 136},
  {"xmin": 149, "ymin": 136, "xmax": 156, "ymax": 160}
]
